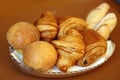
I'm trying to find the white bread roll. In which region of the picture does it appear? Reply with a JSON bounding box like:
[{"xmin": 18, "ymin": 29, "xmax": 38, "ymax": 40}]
[
  {"xmin": 96, "ymin": 13, "xmax": 117, "ymax": 40},
  {"xmin": 86, "ymin": 3, "xmax": 110, "ymax": 29}
]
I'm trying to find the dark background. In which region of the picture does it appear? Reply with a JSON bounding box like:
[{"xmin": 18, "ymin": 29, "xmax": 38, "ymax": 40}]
[{"xmin": 0, "ymin": 0, "xmax": 120, "ymax": 80}]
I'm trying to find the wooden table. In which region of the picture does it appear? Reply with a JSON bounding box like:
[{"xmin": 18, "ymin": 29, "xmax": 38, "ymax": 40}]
[{"xmin": 0, "ymin": 0, "xmax": 120, "ymax": 80}]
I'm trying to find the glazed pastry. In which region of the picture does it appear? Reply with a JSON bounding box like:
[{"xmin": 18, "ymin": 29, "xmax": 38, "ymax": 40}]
[
  {"xmin": 86, "ymin": 3, "xmax": 110, "ymax": 29},
  {"xmin": 58, "ymin": 17, "xmax": 87, "ymax": 37},
  {"xmin": 35, "ymin": 11, "xmax": 58, "ymax": 42},
  {"xmin": 95, "ymin": 13, "xmax": 117, "ymax": 40},
  {"xmin": 7, "ymin": 22, "xmax": 40, "ymax": 50},
  {"xmin": 23, "ymin": 41, "xmax": 57, "ymax": 71},
  {"xmin": 77, "ymin": 29, "xmax": 107, "ymax": 66},
  {"xmin": 52, "ymin": 29, "xmax": 85, "ymax": 72}
]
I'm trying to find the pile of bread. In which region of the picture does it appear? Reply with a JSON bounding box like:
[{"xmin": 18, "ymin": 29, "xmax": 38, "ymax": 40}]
[{"xmin": 7, "ymin": 3, "xmax": 117, "ymax": 72}]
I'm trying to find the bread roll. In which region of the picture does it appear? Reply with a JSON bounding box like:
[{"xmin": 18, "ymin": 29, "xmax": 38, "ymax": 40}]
[
  {"xmin": 86, "ymin": 3, "xmax": 110, "ymax": 29},
  {"xmin": 23, "ymin": 41, "xmax": 57, "ymax": 71},
  {"xmin": 96, "ymin": 24, "xmax": 111, "ymax": 40},
  {"xmin": 7, "ymin": 22, "xmax": 40, "ymax": 49},
  {"xmin": 96, "ymin": 13, "xmax": 117, "ymax": 40}
]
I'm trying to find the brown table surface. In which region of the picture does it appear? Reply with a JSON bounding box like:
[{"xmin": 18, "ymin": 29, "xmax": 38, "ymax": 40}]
[{"xmin": 0, "ymin": 0, "xmax": 120, "ymax": 80}]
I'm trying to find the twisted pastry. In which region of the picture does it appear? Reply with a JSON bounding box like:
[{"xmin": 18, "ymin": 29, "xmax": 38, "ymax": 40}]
[
  {"xmin": 77, "ymin": 29, "xmax": 107, "ymax": 66},
  {"xmin": 58, "ymin": 17, "xmax": 87, "ymax": 37},
  {"xmin": 35, "ymin": 11, "xmax": 58, "ymax": 42},
  {"xmin": 52, "ymin": 29, "xmax": 85, "ymax": 72}
]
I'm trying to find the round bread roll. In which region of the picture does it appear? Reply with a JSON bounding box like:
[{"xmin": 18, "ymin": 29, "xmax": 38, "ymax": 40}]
[
  {"xmin": 7, "ymin": 22, "xmax": 40, "ymax": 49},
  {"xmin": 23, "ymin": 41, "xmax": 57, "ymax": 71}
]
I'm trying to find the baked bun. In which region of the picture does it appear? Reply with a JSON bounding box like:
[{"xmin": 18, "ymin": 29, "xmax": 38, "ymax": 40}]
[
  {"xmin": 7, "ymin": 22, "xmax": 40, "ymax": 49},
  {"xmin": 95, "ymin": 13, "xmax": 117, "ymax": 40},
  {"xmin": 86, "ymin": 3, "xmax": 110, "ymax": 29},
  {"xmin": 23, "ymin": 41, "xmax": 57, "ymax": 71}
]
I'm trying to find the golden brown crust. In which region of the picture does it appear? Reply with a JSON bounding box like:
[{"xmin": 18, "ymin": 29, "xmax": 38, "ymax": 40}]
[
  {"xmin": 52, "ymin": 17, "xmax": 87, "ymax": 71},
  {"xmin": 7, "ymin": 22, "xmax": 40, "ymax": 49},
  {"xmin": 35, "ymin": 11, "xmax": 58, "ymax": 42},
  {"xmin": 77, "ymin": 29, "xmax": 107, "ymax": 66},
  {"xmin": 52, "ymin": 29, "xmax": 85, "ymax": 72},
  {"xmin": 58, "ymin": 17, "xmax": 87, "ymax": 37},
  {"xmin": 35, "ymin": 11, "xmax": 58, "ymax": 28},
  {"xmin": 23, "ymin": 41, "xmax": 57, "ymax": 71}
]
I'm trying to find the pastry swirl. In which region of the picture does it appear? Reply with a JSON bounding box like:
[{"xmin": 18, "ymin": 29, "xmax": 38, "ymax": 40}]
[{"xmin": 58, "ymin": 17, "xmax": 87, "ymax": 37}]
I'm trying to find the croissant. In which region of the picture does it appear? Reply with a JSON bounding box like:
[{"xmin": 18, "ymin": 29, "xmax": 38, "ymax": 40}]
[
  {"xmin": 58, "ymin": 17, "xmax": 87, "ymax": 37},
  {"xmin": 77, "ymin": 29, "xmax": 107, "ymax": 66},
  {"xmin": 52, "ymin": 29, "xmax": 85, "ymax": 72},
  {"xmin": 35, "ymin": 11, "xmax": 58, "ymax": 42},
  {"xmin": 86, "ymin": 3, "xmax": 110, "ymax": 29}
]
